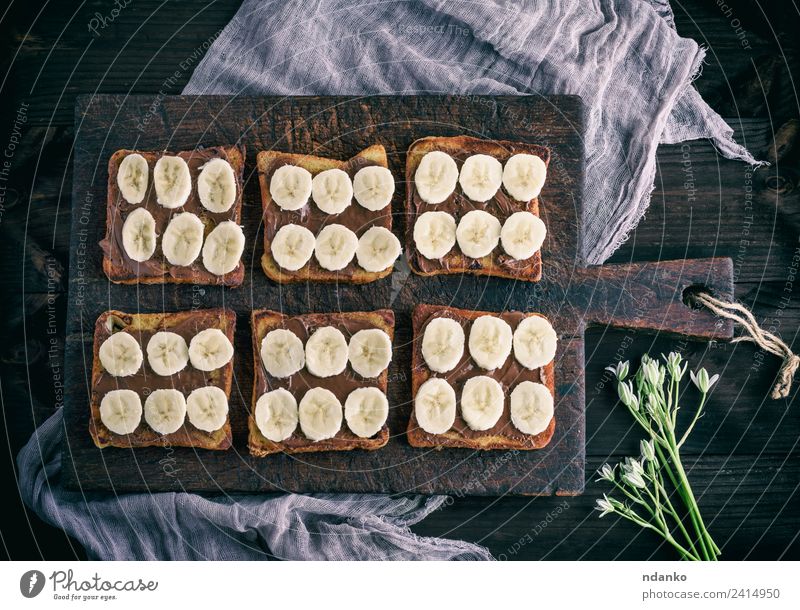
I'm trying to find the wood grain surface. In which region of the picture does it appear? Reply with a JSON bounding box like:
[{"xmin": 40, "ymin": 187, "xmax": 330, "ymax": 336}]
[{"xmin": 60, "ymin": 94, "xmax": 732, "ymax": 496}]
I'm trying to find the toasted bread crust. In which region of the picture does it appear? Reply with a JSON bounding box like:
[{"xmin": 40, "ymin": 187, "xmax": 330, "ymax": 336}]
[
  {"xmin": 89, "ymin": 308, "xmax": 236, "ymax": 450},
  {"xmin": 248, "ymin": 309, "xmax": 394, "ymax": 455},
  {"xmin": 407, "ymin": 303, "xmax": 556, "ymax": 450},
  {"xmin": 405, "ymin": 136, "xmax": 549, "ymax": 282},
  {"xmin": 102, "ymin": 145, "xmax": 246, "ymax": 286},
  {"xmin": 257, "ymin": 145, "xmax": 394, "ymax": 284}
]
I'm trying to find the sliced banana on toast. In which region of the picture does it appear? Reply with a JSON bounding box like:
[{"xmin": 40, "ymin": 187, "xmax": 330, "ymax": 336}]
[
  {"xmin": 261, "ymin": 328, "xmax": 305, "ymax": 378},
  {"xmin": 186, "ymin": 386, "xmax": 229, "ymax": 432},
  {"xmin": 468, "ymin": 315, "xmax": 512, "ymax": 371},
  {"xmin": 270, "ymin": 165, "xmax": 312, "ymax": 211},
  {"xmin": 502, "ymin": 153, "xmax": 547, "ymax": 201},
  {"xmin": 188, "ymin": 328, "xmax": 234, "ymax": 371},
  {"xmin": 100, "ymin": 389, "xmax": 142, "ymax": 435},
  {"xmin": 413, "ymin": 211, "xmax": 456, "ymax": 259},
  {"xmin": 314, "ymin": 224, "xmax": 358, "ymax": 271},
  {"xmin": 459, "ymin": 154, "xmax": 502, "ymax": 202},
  {"xmin": 312, "ymin": 168, "xmax": 353, "ymax": 214},
  {"xmin": 460, "ymin": 375, "xmax": 504, "ymax": 431},
  {"xmin": 144, "ymin": 388, "xmax": 187, "ymax": 435},
  {"xmin": 513, "ymin": 315, "xmax": 558, "ymax": 369},
  {"xmin": 344, "ymin": 387, "xmax": 388, "ymax": 438},
  {"xmin": 146, "ymin": 331, "xmax": 189, "ymax": 376},
  {"xmin": 509, "ymin": 381, "xmax": 553, "ymax": 435},
  {"xmin": 162, "ymin": 212, "xmax": 204, "ymax": 266},
  {"xmin": 154, "ymin": 155, "xmax": 192, "ymax": 209},
  {"xmin": 121, "ymin": 207, "xmax": 157, "ymax": 262},
  {"xmin": 117, "ymin": 153, "xmax": 149, "ymax": 204},
  {"xmin": 255, "ymin": 388, "xmax": 299, "ymax": 442},
  {"xmin": 456, "ymin": 210, "xmax": 501, "ymax": 258},
  {"xmin": 414, "ymin": 151, "xmax": 458, "ymax": 204},
  {"xmin": 500, "ymin": 211, "xmax": 546, "ymax": 260},
  {"xmin": 198, "ymin": 158, "xmax": 237, "ymax": 213},
  {"xmin": 348, "ymin": 328, "xmax": 392, "ymax": 378},
  {"xmin": 299, "ymin": 387, "xmax": 343, "ymax": 441},
  {"xmin": 353, "ymin": 165, "xmax": 394, "ymax": 211},
  {"xmin": 99, "ymin": 332, "xmax": 143, "ymax": 377},
  {"xmin": 356, "ymin": 226, "xmax": 401, "ymax": 272},
  {"xmin": 414, "ymin": 377, "xmax": 457, "ymax": 435},
  {"xmin": 305, "ymin": 326, "xmax": 349, "ymax": 377},
  {"xmin": 421, "ymin": 317, "xmax": 465, "ymax": 373},
  {"xmin": 202, "ymin": 220, "xmax": 245, "ymax": 276},
  {"xmin": 271, "ymin": 224, "xmax": 315, "ymax": 271}
]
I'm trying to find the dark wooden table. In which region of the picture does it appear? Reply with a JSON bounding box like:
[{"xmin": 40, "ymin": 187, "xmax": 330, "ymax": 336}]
[{"xmin": 1, "ymin": 0, "xmax": 798, "ymax": 560}]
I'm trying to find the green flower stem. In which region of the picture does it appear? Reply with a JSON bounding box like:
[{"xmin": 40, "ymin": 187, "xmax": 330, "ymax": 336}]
[
  {"xmin": 650, "ymin": 462, "xmax": 702, "ymax": 561},
  {"xmin": 678, "ymin": 391, "xmax": 707, "ymax": 449}
]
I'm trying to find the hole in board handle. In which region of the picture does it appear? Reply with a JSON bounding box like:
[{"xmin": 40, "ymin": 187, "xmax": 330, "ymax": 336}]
[{"xmin": 682, "ymin": 285, "xmax": 714, "ymax": 310}]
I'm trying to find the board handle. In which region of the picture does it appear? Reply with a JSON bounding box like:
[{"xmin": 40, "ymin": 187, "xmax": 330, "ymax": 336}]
[{"xmin": 577, "ymin": 257, "xmax": 735, "ymax": 340}]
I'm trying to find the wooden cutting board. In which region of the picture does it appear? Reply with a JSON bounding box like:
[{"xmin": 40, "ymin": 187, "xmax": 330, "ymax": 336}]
[{"xmin": 61, "ymin": 94, "xmax": 733, "ymax": 496}]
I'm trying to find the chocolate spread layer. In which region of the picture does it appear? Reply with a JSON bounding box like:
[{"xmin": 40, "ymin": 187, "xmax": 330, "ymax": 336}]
[
  {"xmin": 91, "ymin": 309, "xmax": 235, "ymax": 446},
  {"xmin": 261, "ymin": 154, "xmax": 390, "ymax": 278},
  {"xmin": 253, "ymin": 312, "xmax": 390, "ymax": 448},
  {"xmin": 100, "ymin": 146, "xmax": 244, "ymax": 283},
  {"xmin": 407, "ymin": 140, "xmax": 548, "ymax": 278},
  {"xmin": 411, "ymin": 307, "xmax": 554, "ymax": 445}
]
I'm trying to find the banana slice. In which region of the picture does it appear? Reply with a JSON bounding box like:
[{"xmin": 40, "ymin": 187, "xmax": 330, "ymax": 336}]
[
  {"xmin": 202, "ymin": 220, "xmax": 245, "ymax": 275},
  {"xmin": 421, "ymin": 317, "xmax": 465, "ymax": 373},
  {"xmin": 314, "ymin": 224, "xmax": 358, "ymax": 271},
  {"xmin": 414, "ymin": 377, "xmax": 456, "ymax": 435},
  {"xmin": 99, "ymin": 332, "xmax": 143, "ymax": 377},
  {"xmin": 305, "ymin": 326, "xmax": 348, "ymax": 377},
  {"xmin": 121, "ymin": 207, "xmax": 157, "ymax": 262},
  {"xmin": 260, "ymin": 328, "xmax": 305, "ymax": 378},
  {"xmin": 456, "ymin": 210, "xmax": 501, "ymax": 258},
  {"xmin": 271, "ymin": 224, "xmax": 315, "ymax": 271},
  {"xmin": 255, "ymin": 388, "xmax": 299, "ymax": 442},
  {"xmin": 356, "ymin": 226, "xmax": 401, "ymax": 272},
  {"xmin": 413, "ymin": 211, "xmax": 456, "ymax": 259},
  {"xmin": 414, "ymin": 151, "xmax": 459, "ymax": 204},
  {"xmin": 348, "ymin": 328, "xmax": 392, "ymax": 378},
  {"xmin": 312, "ymin": 168, "xmax": 353, "ymax": 214},
  {"xmin": 162, "ymin": 212, "xmax": 204, "ymax": 266},
  {"xmin": 117, "ymin": 153, "xmax": 149, "ymax": 204},
  {"xmin": 458, "ymin": 154, "xmax": 503, "ymax": 202},
  {"xmin": 153, "ymin": 155, "xmax": 191, "ymax": 208},
  {"xmin": 513, "ymin": 316, "xmax": 558, "ymax": 369},
  {"xmin": 146, "ymin": 331, "xmax": 189, "ymax": 376},
  {"xmin": 144, "ymin": 388, "xmax": 187, "ymax": 435},
  {"xmin": 299, "ymin": 387, "xmax": 343, "ymax": 441},
  {"xmin": 188, "ymin": 328, "xmax": 234, "ymax": 371},
  {"xmin": 502, "ymin": 153, "xmax": 547, "ymax": 201},
  {"xmin": 99, "ymin": 389, "xmax": 142, "ymax": 435},
  {"xmin": 353, "ymin": 165, "xmax": 394, "ymax": 211},
  {"xmin": 270, "ymin": 165, "xmax": 313, "ymax": 211},
  {"xmin": 186, "ymin": 386, "xmax": 229, "ymax": 432},
  {"xmin": 509, "ymin": 381, "xmax": 553, "ymax": 435},
  {"xmin": 468, "ymin": 315, "xmax": 512, "ymax": 370},
  {"xmin": 460, "ymin": 375, "xmax": 504, "ymax": 431},
  {"xmin": 344, "ymin": 387, "xmax": 388, "ymax": 438},
  {"xmin": 500, "ymin": 211, "xmax": 547, "ymax": 260},
  {"xmin": 198, "ymin": 158, "xmax": 237, "ymax": 213}
]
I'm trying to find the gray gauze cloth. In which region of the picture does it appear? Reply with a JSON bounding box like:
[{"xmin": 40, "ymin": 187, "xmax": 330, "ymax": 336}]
[
  {"xmin": 182, "ymin": 0, "xmax": 762, "ymax": 264},
  {"xmin": 18, "ymin": 0, "xmax": 759, "ymax": 561},
  {"xmin": 19, "ymin": 410, "xmax": 490, "ymax": 560}
]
